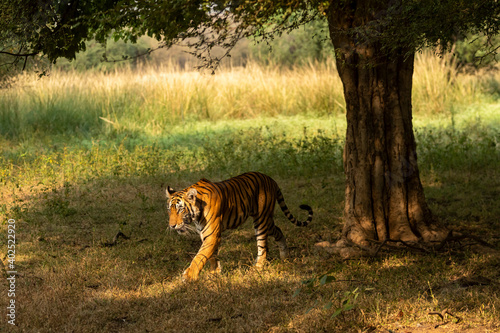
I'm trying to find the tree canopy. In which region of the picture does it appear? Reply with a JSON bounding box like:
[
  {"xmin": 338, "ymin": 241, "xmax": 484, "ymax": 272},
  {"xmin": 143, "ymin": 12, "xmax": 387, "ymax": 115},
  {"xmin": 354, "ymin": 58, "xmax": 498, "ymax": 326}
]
[{"xmin": 1, "ymin": 1, "xmax": 498, "ymax": 70}]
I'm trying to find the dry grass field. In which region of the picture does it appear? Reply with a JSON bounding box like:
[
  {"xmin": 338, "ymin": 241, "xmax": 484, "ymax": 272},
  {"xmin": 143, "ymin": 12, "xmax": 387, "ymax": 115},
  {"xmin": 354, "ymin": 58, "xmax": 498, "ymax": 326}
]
[{"xmin": 0, "ymin": 52, "xmax": 499, "ymax": 332}]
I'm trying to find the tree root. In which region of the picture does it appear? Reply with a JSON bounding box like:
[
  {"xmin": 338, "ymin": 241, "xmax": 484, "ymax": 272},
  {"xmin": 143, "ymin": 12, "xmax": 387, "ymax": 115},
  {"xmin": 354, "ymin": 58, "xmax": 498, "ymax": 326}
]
[
  {"xmin": 315, "ymin": 231, "xmax": 498, "ymax": 259},
  {"xmin": 435, "ymin": 232, "xmax": 497, "ymax": 251}
]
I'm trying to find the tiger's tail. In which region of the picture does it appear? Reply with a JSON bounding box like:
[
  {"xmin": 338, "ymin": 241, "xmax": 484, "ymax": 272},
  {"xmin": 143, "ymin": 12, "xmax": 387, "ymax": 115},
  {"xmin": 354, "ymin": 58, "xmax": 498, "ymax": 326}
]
[{"xmin": 277, "ymin": 189, "xmax": 313, "ymax": 227}]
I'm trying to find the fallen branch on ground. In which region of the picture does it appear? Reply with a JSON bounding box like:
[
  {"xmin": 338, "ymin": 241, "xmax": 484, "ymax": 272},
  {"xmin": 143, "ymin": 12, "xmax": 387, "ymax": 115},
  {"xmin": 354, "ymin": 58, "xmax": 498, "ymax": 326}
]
[
  {"xmin": 428, "ymin": 308, "xmax": 461, "ymax": 328},
  {"xmin": 102, "ymin": 231, "xmax": 130, "ymax": 247}
]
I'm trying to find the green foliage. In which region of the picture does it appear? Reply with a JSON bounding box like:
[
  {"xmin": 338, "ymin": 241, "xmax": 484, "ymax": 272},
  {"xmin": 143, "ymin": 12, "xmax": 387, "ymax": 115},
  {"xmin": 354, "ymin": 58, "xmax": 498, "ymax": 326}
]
[
  {"xmin": 377, "ymin": 0, "xmax": 500, "ymax": 57},
  {"xmin": 56, "ymin": 37, "xmax": 153, "ymax": 71},
  {"xmin": 249, "ymin": 18, "xmax": 335, "ymax": 66},
  {"xmin": 455, "ymin": 34, "xmax": 500, "ymax": 70},
  {"xmin": 2, "ymin": 0, "xmax": 497, "ymax": 73},
  {"xmin": 0, "ymin": 0, "xmax": 101, "ymax": 62},
  {"xmin": 50, "ymin": 18, "xmax": 335, "ymax": 71},
  {"xmin": 416, "ymin": 122, "xmax": 500, "ymax": 173}
]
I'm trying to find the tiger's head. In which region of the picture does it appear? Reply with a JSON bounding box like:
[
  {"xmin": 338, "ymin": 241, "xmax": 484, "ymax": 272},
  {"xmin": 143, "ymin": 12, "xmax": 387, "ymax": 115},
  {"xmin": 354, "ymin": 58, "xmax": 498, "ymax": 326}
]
[{"xmin": 166, "ymin": 186, "xmax": 200, "ymax": 234}]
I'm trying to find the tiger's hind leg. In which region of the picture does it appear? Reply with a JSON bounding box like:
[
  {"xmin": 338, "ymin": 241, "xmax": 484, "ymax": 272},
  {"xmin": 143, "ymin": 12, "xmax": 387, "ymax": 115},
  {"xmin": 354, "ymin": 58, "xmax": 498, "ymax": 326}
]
[
  {"xmin": 270, "ymin": 224, "xmax": 289, "ymax": 260},
  {"xmin": 208, "ymin": 255, "xmax": 222, "ymax": 274},
  {"xmin": 253, "ymin": 217, "xmax": 289, "ymax": 267}
]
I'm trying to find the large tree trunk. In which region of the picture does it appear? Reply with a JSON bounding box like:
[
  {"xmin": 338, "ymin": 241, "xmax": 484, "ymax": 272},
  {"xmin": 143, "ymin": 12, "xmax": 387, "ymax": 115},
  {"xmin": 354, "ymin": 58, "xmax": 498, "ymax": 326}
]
[{"xmin": 326, "ymin": 1, "xmax": 448, "ymax": 248}]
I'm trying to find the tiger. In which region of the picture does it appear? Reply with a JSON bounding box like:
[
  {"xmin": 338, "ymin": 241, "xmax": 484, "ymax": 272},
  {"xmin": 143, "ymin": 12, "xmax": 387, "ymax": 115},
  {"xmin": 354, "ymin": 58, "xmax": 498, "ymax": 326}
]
[{"xmin": 166, "ymin": 171, "xmax": 313, "ymax": 281}]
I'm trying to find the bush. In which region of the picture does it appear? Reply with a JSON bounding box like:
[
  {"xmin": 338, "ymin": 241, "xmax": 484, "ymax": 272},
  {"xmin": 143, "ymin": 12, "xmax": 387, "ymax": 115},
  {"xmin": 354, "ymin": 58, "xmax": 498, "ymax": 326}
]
[
  {"xmin": 249, "ymin": 18, "xmax": 335, "ymax": 66},
  {"xmin": 454, "ymin": 33, "xmax": 500, "ymax": 70},
  {"xmin": 55, "ymin": 37, "xmax": 153, "ymax": 71}
]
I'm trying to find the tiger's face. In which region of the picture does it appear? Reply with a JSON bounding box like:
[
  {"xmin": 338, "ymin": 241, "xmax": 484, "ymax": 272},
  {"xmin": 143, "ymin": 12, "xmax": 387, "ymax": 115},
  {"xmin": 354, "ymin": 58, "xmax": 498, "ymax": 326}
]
[{"xmin": 166, "ymin": 187, "xmax": 199, "ymax": 234}]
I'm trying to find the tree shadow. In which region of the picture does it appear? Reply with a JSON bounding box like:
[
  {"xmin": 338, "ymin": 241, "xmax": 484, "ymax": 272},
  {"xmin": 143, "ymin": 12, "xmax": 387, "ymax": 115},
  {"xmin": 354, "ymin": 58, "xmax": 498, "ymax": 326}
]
[{"xmin": 2, "ymin": 122, "xmax": 499, "ymax": 332}]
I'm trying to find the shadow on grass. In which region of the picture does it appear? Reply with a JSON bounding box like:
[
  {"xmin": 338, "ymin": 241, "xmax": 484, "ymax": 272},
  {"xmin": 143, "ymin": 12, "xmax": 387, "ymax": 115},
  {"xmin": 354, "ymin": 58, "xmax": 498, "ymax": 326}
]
[
  {"xmin": 7, "ymin": 170, "xmax": 500, "ymax": 332},
  {"xmin": 2, "ymin": 123, "xmax": 500, "ymax": 332},
  {"xmin": 17, "ymin": 272, "xmax": 345, "ymax": 332}
]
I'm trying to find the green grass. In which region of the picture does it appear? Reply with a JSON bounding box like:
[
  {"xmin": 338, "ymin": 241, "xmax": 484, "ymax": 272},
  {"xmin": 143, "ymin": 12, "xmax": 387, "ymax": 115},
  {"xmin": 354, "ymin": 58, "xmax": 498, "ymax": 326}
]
[{"xmin": 0, "ymin": 55, "xmax": 499, "ymax": 332}]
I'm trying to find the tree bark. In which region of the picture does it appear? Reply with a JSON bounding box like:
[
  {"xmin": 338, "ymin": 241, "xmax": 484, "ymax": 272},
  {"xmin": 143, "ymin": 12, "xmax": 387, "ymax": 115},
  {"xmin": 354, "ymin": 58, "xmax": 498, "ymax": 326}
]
[{"xmin": 326, "ymin": 1, "xmax": 448, "ymax": 248}]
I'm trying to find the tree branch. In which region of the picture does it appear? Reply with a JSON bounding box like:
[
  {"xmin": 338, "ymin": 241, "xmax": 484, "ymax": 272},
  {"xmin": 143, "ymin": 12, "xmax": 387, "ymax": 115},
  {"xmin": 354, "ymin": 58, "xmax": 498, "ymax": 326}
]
[
  {"xmin": 101, "ymin": 44, "xmax": 166, "ymax": 64},
  {"xmin": 428, "ymin": 308, "xmax": 462, "ymax": 326},
  {"xmin": 0, "ymin": 51, "xmax": 38, "ymax": 57}
]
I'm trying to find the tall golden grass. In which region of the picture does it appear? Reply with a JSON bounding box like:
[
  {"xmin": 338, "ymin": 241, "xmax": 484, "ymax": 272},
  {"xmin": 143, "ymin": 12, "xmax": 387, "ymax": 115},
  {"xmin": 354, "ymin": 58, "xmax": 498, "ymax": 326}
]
[
  {"xmin": 2, "ymin": 51, "xmax": 497, "ymax": 140},
  {"xmin": 412, "ymin": 51, "xmax": 497, "ymax": 115}
]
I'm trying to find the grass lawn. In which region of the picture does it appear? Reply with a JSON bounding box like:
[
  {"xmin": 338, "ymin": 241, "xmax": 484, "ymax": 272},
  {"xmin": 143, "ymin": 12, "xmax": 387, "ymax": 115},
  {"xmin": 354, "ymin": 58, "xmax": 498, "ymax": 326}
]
[{"xmin": 0, "ymin": 56, "xmax": 499, "ymax": 332}]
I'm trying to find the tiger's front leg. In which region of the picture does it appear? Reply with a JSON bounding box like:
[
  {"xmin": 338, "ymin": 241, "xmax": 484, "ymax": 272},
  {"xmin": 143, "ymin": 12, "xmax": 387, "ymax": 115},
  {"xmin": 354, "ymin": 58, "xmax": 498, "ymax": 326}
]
[{"xmin": 182, "ymin": 227, "xmax": 221, "ymax": 282}]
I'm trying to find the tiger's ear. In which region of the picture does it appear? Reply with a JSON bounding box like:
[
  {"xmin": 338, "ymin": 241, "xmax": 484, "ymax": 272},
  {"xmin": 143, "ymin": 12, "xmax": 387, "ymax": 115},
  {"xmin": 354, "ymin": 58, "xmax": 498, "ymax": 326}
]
[
  {"xmin": 166, "ymin": 186, "xmax": 176, "ymax": 199},
  {"xmin": 186, "ymin": 188, "xmax": 197, "ymax": 204}
]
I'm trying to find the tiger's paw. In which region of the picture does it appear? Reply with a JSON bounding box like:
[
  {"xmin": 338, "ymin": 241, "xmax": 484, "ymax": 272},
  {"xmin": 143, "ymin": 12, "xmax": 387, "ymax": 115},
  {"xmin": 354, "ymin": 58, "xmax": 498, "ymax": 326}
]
[
  {"xmin": 208, "ymin": 259, "xmax": 222, "ymax": 274},
  {"xmin": 182, "ymin": 267, "xmax": 199, "ymax": 282},
  {"xmin": 254, "ymin": 258, "xmax": 268, "ymax": 270},
  {"xmin": 277, "ymin": 239, "xmax": 290, "ymax": 260},
  {"xmin": 279, "ymin": 248, "xmax": 290, "ymax": 260}
]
